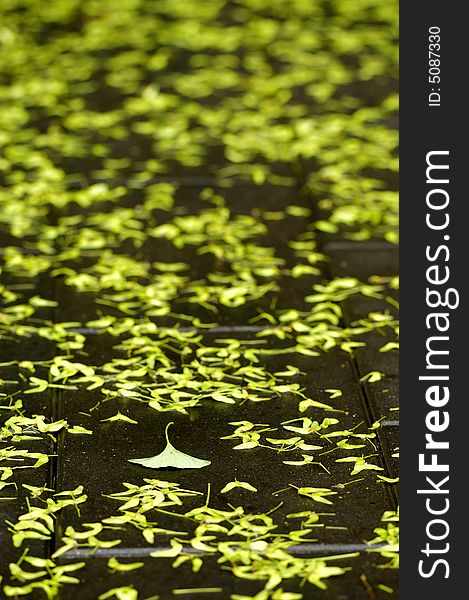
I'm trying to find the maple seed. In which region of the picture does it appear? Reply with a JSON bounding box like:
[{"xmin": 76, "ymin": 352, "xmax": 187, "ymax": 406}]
[{"xmin": 128, "ymin": 422, "xmax": 211, "ymax": 469}]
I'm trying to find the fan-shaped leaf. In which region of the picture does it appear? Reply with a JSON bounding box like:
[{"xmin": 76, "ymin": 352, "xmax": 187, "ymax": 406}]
[{"xmin": 128, "ymin": 423, "xmax": 211, "ymax": 470}]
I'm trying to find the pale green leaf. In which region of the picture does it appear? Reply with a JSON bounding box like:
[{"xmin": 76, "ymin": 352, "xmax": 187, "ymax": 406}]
[
  {"xmin": 128, "ymin": 423, "xmax": 210, "ymax": 470},
  {"xmin": 220, "ymin": 481, "xmax": 257, "ymax": 494}
]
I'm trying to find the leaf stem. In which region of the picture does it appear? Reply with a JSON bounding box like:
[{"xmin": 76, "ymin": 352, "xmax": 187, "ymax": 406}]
[{"xmin": 165, "ymin": 421, "xmax": 174, "ymax": 443}]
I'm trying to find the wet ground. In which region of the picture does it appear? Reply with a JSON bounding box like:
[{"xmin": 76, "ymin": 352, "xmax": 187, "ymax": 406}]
[
  {"xmin": 0, "ymin": 2, "xmax": 398, "ymax": 598},
  {"xmin": 0, "ymin": 182, "xmax": 399, "ymax": 599}
]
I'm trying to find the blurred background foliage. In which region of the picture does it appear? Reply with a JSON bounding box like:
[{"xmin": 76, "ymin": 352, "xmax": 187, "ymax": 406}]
[{"xmin": 0, "ymin": 0, "xmax": 397, "ymax": 242}]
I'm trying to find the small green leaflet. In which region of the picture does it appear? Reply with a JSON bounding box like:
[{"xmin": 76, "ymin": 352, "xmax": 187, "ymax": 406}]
[
  {"xmin": 335, "ymin": 456, "xmax": 384, "ymax": 475},
  {"xmin": 295, "ymin": 486, "xmax": 337, "ymax": 505},
  {"xmin": 98, "ymin": 587, "xmax": 140, "ymax": 600},
  {"xmin": 68, "ymin": 426, "xmax": 93, "ymax": 435},
  {"xmin": 376, "ymin": 475, "xmax": 399, "ymax": 484},
  {"xmin": 220, "ymin": 481, "xmax": 257, "ymax": 493},
  {"xmin": 107, "ymin": 557, "xmax": 144, "ymax": 572},
  {"xmin": 128, "ymin": 422, "xmax": 211, "ymax": 470},
  {"xmin": 150, "ymin": 539, "xmax": 183, "ymax": 557},
  {"xmin": 298, "ymin": 399, "xmax": 333, "ymax": 412},
  {"xmin": 325, "ymin": 389, "xmax": 342, "ymax": 399},
  {"xmin": 377, "ymin": 584, "xmax": 394, "ymax": 594},
  {"xmin": 23, "ymin": 377, "xmax": 48, "ymax": 394},
  {"xmin": 359, "ymin": 371, "xmax": 385, "ymax": 383},
  {"xmin": 101, "ymin": 412, "xmax": 138, "ymax": 424}
]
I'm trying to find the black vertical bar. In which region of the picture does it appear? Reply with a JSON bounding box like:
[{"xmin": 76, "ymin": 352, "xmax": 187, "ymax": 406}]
[{"xmin": 401, "ymin": 3, "xmax": 466, "ymax": 596}]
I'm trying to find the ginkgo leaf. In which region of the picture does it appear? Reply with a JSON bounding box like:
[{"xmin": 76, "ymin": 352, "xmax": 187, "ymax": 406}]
[
  {"xmin": 68, "ymin": 426, "xmax": 93, "ymax": 435},
  {"xmin": 220, "ymin": 481, "xmax": 257, "ymax": 493},
  {"xmin": 325, "ymin": 389, "xmax": 343, "ymax": 399},
  {"xmin": 297, "ymin": 442, "xmax": 323, "ymax": 451},
  {"xmin": 266, "ymin": 437, "xmax": 302, "ymax": 445},
  {"xmin": 128, "ymin": 423, "xmax": 211, "ymax": 469},
  {"xmin": 101, "ymin": 412, "xmax": 138, "ymax": 424},
  {"xmin": 360, "ymin": 371, "xmax": 385, "ymax": 383},
  {"xmin": 295, "ymin": 486, "xmax": 337, "ymax": 505},
  {"xmin": 233, "ymin": 441, "xmax": 258, "ymax": 450},
  {"xmin": 283, "ymin": 455, "xmax": 318, "ymax": 466},
  {"xmin": 335, "ymin": 456, "xmax": 384, "ymax": 475},
  {"xmin": 24, "ymin": 377, "xmax": 49, "ymax": 394},
  {"xmin": 150, "ymin": 539, "xmax": 183, "ymax": 557},
  {"xmin": 336, "ymin": 440, "xmax": 365, "ymax": 450},
  {"xmin": 107, "ymin": 557, "xmax": 144, "ymax": 572},
  {"xmin": 99, "ymin": 587, "xmax": 139, "ymax": 600},
  {"xmin": 376, "ymin": 475, "xmax": 399, "ymax": 484},
  {"xmin": 350, "ymin": 463, "xmax": 383, "ymax": 475},
  {"xmin": 298, "ymin": 399, "xmax": 333, "ymax": 412}
]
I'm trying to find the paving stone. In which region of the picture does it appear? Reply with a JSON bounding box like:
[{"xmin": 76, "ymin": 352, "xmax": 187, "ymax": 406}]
[
  {"xmin": 326, "ymin": 245, "xmax": 398, "ymax": 279},
  {"xmin": 376, "ymin": 426, "xmax": 399, "ymax": 481},
  {"xmin": 341, "ymin": 296, "xmax": 399, "ymax": 379},
  {"xmin": 1, "ymin": 189, "xmax": 399, "ymax": 596},
  {"xmin": 52, "ymin": 273, "xmax": 320, "ymax": 328},
  {"xmin": 54, "ymin": 346, "xmax": 392, "ymax": 554},
  {"xmin": 1, "ymin": 30, "xmax": 399, "ymax": 593},
  {"xmin": 0, "ymin": 386, "xmax": 54, "ymax": 575},
  {"xmin": 353, "ymin": 338, "xmax": 399, "ymax": 381},
  {"xmin": 45, "ymin": 185, "xmax": 327, "ymax": 326},
  {"xmin": 363, "ymin": 377, "xmax": 399, "ymax": 425},
  {"xmin": 0, "ymin": 255, "xmax": 57, "ymax": 571},
  {"xmin": 56, "ymin": 553, "xmax": 399, "ymax": 600},
  {"xmin": 0, "ymin": 462, "xmax": 51, "ymax": 576},
  {"xmin": 28, "ymin": 138, "xmax": 298, "ymax": 186}
]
